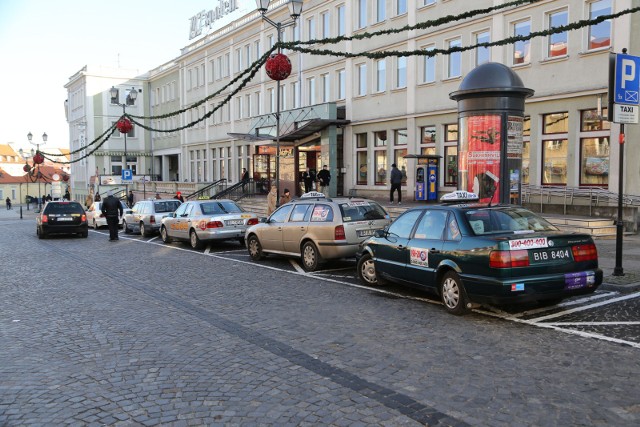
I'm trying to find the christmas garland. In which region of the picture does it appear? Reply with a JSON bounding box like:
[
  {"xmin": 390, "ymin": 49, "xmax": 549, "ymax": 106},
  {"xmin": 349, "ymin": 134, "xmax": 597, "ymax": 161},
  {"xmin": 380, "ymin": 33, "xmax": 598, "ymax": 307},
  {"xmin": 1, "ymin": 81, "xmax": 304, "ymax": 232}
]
[{"xmin": 42, "ymin": 2, "xmax": 639, "ymax": 164}]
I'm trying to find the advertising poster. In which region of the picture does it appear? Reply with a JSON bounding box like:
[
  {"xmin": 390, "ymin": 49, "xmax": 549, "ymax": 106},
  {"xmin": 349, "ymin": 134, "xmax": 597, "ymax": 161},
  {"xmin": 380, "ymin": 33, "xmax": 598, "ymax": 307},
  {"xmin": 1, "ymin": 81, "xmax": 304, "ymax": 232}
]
[{"xmin": 466, "ymin": 115, "xmax": 502, "ymax": 203}]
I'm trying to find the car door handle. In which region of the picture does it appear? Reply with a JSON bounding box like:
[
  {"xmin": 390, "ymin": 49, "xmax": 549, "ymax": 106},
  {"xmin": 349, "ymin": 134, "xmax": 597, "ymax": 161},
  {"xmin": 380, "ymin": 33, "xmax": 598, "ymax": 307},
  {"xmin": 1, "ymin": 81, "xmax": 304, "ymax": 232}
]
[
  {"xmin": 396, "ymin": 245, "xmax": 404, "ymax": 250},
  {"xmin": 430, "ymin": 248, "xmax": 440, "ymax": 254}
]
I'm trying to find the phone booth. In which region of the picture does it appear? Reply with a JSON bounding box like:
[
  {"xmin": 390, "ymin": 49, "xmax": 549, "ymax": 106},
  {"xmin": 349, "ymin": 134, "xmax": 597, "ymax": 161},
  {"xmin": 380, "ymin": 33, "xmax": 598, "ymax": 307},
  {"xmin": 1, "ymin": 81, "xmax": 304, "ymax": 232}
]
[{"xmin": 404, "ymin": 154, "xmax": 441, "ymax": 202}]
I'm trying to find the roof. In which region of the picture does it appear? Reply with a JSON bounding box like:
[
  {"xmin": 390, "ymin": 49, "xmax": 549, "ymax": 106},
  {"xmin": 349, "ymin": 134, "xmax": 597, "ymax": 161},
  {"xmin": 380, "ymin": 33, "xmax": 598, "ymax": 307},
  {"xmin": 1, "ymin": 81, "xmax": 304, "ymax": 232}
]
[{"xmin": 0, "ymin": 144, "xmax": 18, "ymax": 156}]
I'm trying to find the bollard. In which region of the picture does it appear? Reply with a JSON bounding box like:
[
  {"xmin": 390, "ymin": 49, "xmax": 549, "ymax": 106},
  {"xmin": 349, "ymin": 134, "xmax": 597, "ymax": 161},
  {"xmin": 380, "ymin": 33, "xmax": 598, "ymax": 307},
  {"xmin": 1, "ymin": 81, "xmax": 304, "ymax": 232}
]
[{"xmin": 20, "ymin": 206, "xmax": 23, "ymax": 219}]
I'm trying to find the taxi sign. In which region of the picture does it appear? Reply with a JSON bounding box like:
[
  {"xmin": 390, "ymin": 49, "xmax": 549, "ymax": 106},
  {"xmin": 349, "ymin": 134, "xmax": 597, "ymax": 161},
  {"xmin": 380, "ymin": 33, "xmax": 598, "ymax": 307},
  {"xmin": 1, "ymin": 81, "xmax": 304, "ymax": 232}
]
[
  {"xmin": 301, "ymin": 191, "xmax": 326, "ymax": 198},
  {"xmin": 440, "ymin": 191, "xmax": 479, "ymax": 203}
]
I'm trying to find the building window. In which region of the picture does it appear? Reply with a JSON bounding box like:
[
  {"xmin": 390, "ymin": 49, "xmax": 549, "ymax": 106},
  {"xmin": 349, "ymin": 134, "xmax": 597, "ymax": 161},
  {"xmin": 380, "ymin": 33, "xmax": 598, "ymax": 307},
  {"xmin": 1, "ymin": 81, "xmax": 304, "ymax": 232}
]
[
  {"xmin": 337, "ymin": 4, "xmax": 345, "ymax": 36},
  {"xmin": 307, "ymin": 77, "xmax": 316, "ymax": 105},
  {"xmin": 357, "ymin": 63, "xmax": 367, "ymax": 96},
  {"xmin": 376, "ymin": 59, "xmax": 386, "ymax": 92},
  {"xmin": 307, "ymin": 16, "xmax": 316, "ymax": 40},
  {"xmin": 513, "ymin": 20, "xmax": 531, "ymax": 65},
  {"xmin": 522, "ymin": 116, "xmax": 531, "ymax": 184},
  {"xmin": 421, "ymin": 126, "xmax": 436, "ymax": 155},
  {"xmin": 322, "ymin": 74, "xmax": 330, "ymax": 102},
  {"xmin": 444, "ymin": 123, "xmax": 458, "ymax": 186},
  {"xmin": 321, "ymin": 11, "xmax": 330, "ymax": 38},
  {"xmin": 580, "ymin": 108, "xmax": 610, "ymax": 186},
  {"xmin": 337, "ymin": 69, "xmax": 346, "ymax": 100},
  {"xmin": 395, "ymin": 129, "xmax": 408, "ymax": 184},
  {"xmin": 293, "ymin": 23, "xmax": 300, "ymax": 42},
  {"xmin": 422, "ymin": 0, "xmax": 436, "ymax": 6},
  {"xmin": 292, "ymin": 81, "xmax": 300, "ymax": 108},
  {"xmin": 547, "ymin": 9, "xmax": 568, "ymax": 57},
  {"xmin": 356, "ymin": 133, "xmax": 368, "ymax": 185},
  {"xmin": 397, "ymin": 0, "xmax": 407, "ymax": 16},
  {"xmin": 447, "ymin": 38, "xmax": 461, "ymax": 78},
  {"xmin": 358, "ymin": 0, "xmax": 367, "ymax": 29},
  {"xmin": 588, "ymin": 0, "xmax": 611, "ymax": 50},
  {"xmin": 375, "ymin": 151, "xmax": 388, "ymax": 185},
  {"xmin": 268, "ymin": 88, "xmax": 275, "ymax": 113},
  {"xmin": 542, "ymin": 140, "xmax": 568, "ymax": 185},
  {"xmin": 543, "ymin": 112, "xmax": 569, "ymax": 134},
  {"xmin": 423, "ymin": 46, "xmax": 436, "ymax": 83},
  {"xmin": 475, "ymin": 31, "xmax": 490, "ymax": 65},
  {"xmin": 396, "ymin": 57, "xmax": 407, "ymax": 88},
  {"xmin": 376, "ymin": 0, "xmax": 385, "ymax": 22},
  {"xmin": 374, "ymin": 131, "xmax": 387, "ymax": 147},
  {"xmin": 255, "ymin": 40, "xmax": 261, "ymax": 58}
]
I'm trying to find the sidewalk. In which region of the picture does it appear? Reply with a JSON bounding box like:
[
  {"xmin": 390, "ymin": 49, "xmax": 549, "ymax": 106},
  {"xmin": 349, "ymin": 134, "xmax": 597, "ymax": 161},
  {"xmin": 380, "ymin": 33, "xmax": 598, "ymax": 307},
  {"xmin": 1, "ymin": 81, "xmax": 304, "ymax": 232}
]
[{"xmin": 0, "ymin": 203, "xmax": 38, "ymax": 220}]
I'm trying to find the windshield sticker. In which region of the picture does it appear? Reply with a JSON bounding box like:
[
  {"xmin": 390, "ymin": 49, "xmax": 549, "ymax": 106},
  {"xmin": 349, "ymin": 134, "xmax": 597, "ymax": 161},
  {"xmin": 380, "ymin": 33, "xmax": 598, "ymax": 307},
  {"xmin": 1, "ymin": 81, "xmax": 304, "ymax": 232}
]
[
  {"xmin": 509, "ymin": 237, "xmax": 548, "ymax": 250},
  {"xmin": 409, "ymin": 248, "xmax": 429, "ymax": 267},
  {"xmin": 311, "ymin": 206, "xmax": 330, "ymax": 221}
]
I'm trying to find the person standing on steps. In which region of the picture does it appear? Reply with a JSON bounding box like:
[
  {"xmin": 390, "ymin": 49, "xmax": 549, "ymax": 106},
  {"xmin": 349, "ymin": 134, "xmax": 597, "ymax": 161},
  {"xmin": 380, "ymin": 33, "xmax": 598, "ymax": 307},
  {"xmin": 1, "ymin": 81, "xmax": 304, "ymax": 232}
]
[
  {"xmin": 389, "ymin": 163, "xmax": 403, "ymax": 205},
  {"xmin": 317, "ymin": 165, "xmax": 331, "ymax": 196}
]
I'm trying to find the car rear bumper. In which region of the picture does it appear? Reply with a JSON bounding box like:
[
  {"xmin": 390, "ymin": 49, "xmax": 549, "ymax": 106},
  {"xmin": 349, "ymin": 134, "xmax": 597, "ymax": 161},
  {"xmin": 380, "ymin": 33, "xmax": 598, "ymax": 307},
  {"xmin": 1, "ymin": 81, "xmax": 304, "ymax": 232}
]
[
  {"xmin": 41, "ymin": 224, "xmax": 89, "ymax": 235},
  {"xmin": 198, "ymin": 228, "xmax": 246, "ymax": 241},
  {"xmin": 317, "ymin": 241, "xmax": 360, "ymax": 259},
  {"xmin": 461, "ymin": 269, "xmax": 604, "ymax": 304}
]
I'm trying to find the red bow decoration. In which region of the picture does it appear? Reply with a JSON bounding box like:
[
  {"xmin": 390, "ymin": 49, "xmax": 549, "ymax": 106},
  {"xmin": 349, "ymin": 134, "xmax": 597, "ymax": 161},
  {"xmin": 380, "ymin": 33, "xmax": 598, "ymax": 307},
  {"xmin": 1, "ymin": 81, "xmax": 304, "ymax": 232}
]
[
  {"xmin": 265, "ymin": 53, "xmax": 292, "ymax": 81},
  {"xmin": 116, "ymin": 118, "xmax": 133, "ymax": 134}
]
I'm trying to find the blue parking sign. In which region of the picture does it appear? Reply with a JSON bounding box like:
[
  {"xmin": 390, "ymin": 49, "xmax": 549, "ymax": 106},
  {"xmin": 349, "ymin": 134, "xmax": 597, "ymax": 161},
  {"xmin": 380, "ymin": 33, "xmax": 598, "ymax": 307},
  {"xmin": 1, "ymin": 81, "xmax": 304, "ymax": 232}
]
[
  {"xmin": 615, "ymin": 53, "xmax": 640, "ymax": 105},
  {"xmin": 122, "ymin": 169, "xmax": 133, "ymax": 181}
]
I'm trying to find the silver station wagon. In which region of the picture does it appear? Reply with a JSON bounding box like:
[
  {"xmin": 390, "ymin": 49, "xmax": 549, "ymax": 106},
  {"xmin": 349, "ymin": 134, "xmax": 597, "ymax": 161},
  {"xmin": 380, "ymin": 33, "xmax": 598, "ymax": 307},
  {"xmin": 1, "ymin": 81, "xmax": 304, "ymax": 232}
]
[
  {"xmin": 123, "ymin": 199, "xmax": 182, "ymax": 236},
  {"xmin": 160, "ymin": 199, "xmax": 259, "ymax": 249},
  {"xmin": 245, "ymin": 193, "xmax": 391, "ymax": 271}
]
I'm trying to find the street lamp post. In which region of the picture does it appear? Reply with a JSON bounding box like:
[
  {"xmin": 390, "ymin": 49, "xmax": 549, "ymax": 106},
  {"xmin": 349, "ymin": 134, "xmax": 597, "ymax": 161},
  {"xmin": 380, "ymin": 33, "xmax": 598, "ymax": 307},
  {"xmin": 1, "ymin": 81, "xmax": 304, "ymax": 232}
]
[
  {"xmin": 18, "ymin": 147, "xmax": 35, "ymax": 218},
  {"xmin": 110, "ymin": 86, "xmax": 138, "ymax": 198},
  {"xmin": 27, "ymin": 131, "xmax": 47, "ymax": 212},
  {"xmin": 256, "ymin": 0, "xmax": 303, "ymax": 206}
]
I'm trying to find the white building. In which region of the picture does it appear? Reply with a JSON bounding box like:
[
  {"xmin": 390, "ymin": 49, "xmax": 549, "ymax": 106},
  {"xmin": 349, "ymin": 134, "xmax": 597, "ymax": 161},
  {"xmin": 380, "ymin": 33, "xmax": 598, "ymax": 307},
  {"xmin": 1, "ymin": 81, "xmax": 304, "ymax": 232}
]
[{"xmin": 66, "ymin": 0, "xmax": 639, "ymax": 203}]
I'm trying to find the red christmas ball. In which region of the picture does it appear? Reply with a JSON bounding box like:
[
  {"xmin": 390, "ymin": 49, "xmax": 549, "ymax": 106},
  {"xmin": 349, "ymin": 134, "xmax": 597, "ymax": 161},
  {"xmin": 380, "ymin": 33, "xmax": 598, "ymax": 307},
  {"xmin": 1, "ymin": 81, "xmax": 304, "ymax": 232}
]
[
  {"xmin": 33, "ymin": 151, "xmax": 44, "ymax": 165},
  {"xmin": 62, "ymin": 174, "xmax": 69, "ymax": 182},
  {"xmin": 265, "ymin": 53, "xmax": 292, "ymax": 81},
  {"xmin": 23, "ymin": 164, "xmax": 31, "ymax": 172},
  {"xmin": 116, "ymin": 118, "xmax": 133, "ymax": 134}
]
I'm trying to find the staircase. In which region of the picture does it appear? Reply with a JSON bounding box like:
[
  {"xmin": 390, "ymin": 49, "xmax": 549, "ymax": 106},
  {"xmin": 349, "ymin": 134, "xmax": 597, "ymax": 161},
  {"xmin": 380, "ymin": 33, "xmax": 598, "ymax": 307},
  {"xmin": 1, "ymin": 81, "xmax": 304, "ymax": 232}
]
[{"xmin": 542, "ymin": 215, "xmax": 618, "ymax": 239}]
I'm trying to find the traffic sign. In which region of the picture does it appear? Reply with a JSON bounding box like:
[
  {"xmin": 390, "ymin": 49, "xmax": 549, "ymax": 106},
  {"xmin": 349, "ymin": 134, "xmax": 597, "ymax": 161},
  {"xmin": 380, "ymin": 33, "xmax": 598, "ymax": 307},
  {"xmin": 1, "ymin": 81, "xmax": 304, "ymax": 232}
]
[
  {"xmin": 613, "ymin": 104, "xmax": 639, "ymax": 124},
  {"xmin": 614, "ymin": 53, "xmax": 640, "ymax": 106},
  {"xmin": 122, "ymin": 169, "xmax": 133, "ymax": 181}
]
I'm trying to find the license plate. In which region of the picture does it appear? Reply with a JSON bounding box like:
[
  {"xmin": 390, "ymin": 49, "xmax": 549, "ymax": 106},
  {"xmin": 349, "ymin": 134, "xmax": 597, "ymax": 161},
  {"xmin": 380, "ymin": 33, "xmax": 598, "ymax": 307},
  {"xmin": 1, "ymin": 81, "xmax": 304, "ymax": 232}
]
[
  {"xmin": 357, "ymin": 229, "xmax": 378, "ymax": 237},
  {"xmin": 530, "ymin": 248, "xmax": 572, "ymax": 263},
  {"xmin": 226, "ymin": 219, "xmax": 244, "ymax": 226},
  {"xmin": 57, "ymin": 217, "xmax": 74, "ymax": 222}
]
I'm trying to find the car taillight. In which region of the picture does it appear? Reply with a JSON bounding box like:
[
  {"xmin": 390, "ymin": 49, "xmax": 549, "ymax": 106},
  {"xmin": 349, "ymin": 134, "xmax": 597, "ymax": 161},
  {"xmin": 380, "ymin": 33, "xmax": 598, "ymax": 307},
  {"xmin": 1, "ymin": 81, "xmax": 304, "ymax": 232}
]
[
  {"xmin": 150, "ymin": 215, "xmax": 156, "ymax": 224},
  {"xmin": 490, "ymin": 250, "xmax": 530, "ymax": 268},
  {"xmin": 247, "ymin": 218, "xmax": 259, "ymax": 226},
  {"xmin": 42, "ymin": 214, "xmax": 48, "ymax": 223},
  {"xmin": 81, "ymin": 214, "xmax": 86, "ymax": 222},
  {"xmin": 335, "ymin": 225, "xmax": 346, "ymax": 240},
  {"xmin": 206, "ymin": 221, "xmax": 224, "ymax": 228},
  {"xmin": 572, "ymin": 243, "xmax": 598, "ymax": 262}
]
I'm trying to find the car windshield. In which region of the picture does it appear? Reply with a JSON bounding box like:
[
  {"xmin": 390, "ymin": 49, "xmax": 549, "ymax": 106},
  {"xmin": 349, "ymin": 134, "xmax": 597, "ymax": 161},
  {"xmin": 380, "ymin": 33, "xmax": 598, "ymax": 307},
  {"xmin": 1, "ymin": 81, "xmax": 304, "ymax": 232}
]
[
  {"xmin": 339, "ymin": 201, "xmax": 387, "ymax": 222},
  {"xmin": 200, "ymin": 201, "xmax": 243, "ymax": 215},
  {"xmin": 465, "ymin": 208, "xmax": 558, "ymax": 235},
  {"xmin": 44, "ymin": 203, "xmax": 84, "ymax": 214},
  {"xmin": 154, "ymin": 201, "xmax": 181, "ymax": 213}
]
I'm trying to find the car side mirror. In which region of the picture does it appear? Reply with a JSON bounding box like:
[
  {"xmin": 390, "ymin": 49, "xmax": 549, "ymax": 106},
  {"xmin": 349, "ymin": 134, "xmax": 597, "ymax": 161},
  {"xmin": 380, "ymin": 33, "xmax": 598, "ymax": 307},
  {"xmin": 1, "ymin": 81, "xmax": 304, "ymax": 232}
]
[
  {"xmin": 374, "ymin": 229, "xmax": 387, "ymax": 238},
  {"xmin": 260, "ymin": 217, "xmax": 268, "ymax": 223},
  {"xmin": 172, "ymin": 212, "xmax": 177, "ymax": 218}
]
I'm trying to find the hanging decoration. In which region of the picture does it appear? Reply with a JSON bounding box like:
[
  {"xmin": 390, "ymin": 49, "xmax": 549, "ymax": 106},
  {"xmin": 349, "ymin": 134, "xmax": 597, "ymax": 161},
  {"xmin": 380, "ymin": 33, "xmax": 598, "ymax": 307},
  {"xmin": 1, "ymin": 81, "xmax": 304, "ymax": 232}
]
[
  {"xmin": 23, "ymin": 164, "xmax": 31, "ymax": 172},
  {"xmin": 265, "ymin": 53, "xmax": 292, "ymax": 81},
  {"xmin": 33, "ymin": 151, "xmax": 44, "ymax": 165},
  {"xmin": 116, "ymin": 118, "xmax": 133, "ymax": 134}
]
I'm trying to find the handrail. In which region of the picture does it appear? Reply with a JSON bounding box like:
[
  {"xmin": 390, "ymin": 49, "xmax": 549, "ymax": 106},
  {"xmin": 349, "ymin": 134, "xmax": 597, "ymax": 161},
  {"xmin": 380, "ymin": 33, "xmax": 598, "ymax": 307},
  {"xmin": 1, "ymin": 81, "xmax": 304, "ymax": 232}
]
[
  {"xmin": 185, "ymin": 179, "xmax": 227, "ymax": 200},
  {"xmin": 522, "ymin": 184, "xmax": 640, "ymax": 214}
]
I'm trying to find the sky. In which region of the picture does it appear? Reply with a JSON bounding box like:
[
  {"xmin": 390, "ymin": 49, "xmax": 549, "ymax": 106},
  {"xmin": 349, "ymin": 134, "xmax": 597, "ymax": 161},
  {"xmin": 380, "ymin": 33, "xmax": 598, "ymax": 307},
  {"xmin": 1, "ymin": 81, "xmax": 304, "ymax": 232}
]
[{"xmin": 0, "ymin": 0, "xmax": 214, "ymax": 152}]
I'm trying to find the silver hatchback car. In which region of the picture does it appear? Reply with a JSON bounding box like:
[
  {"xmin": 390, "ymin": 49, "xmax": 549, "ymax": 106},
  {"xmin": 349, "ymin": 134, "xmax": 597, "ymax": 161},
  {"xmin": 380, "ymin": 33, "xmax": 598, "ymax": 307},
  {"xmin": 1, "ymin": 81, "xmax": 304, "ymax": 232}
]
[
  {"xmin": 123, "ymin": 199, "xmax": 182, "ymax": 236},
  {"xmin": 245, "ymin": 193, "xmax": 391, "ymax": 271}
]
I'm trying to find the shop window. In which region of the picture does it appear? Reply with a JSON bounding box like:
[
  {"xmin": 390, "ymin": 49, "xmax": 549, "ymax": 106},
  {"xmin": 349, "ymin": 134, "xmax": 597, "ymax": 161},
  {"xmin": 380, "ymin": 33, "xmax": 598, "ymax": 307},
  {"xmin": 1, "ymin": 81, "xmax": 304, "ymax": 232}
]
[
  {"xmin": 375, "ymin": 151, "xmax": 388, "ymax": 185},
  {"xmin": 522, "ymin": 140, "xmax": 530, "ymax": 184},
  {"xmin": 445, "ymin": 123, "xmax": 458, "ymax": 142},
  {"xmin": 581, "ymin": 108, "xmax": 610, "ymax": 131},
  {"xmin": 394, "ymin": 148, "xmax": 408, "ymax": 184},
  {"xmin": 374, "ymin": 131, "xmax": 387, "ymax": 147},
  {"xmin": 543, "ymin": 112, "xmax": 568, "ymax": 134},
  {"xmin": 542, "ymin": 139, "xmax": 568, "ymax": 185},
  {"xmin": 580, "ymin": 137, "xmax": 609, "ymax": 186},
  {"xmin": 357, "ymin": 151, "xmax": 368, "ymax": 185},
  {"xmin": 444, "ymin": 146, "xmax": 458, "ymax": 186}
]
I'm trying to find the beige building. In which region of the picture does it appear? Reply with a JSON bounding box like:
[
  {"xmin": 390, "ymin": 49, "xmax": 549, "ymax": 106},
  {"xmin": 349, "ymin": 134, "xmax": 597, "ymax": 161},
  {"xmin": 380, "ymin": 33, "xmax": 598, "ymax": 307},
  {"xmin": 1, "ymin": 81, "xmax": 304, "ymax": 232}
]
[{"xmin": 67, "ymin": 0, "xmax": 639, "ymax": 202}]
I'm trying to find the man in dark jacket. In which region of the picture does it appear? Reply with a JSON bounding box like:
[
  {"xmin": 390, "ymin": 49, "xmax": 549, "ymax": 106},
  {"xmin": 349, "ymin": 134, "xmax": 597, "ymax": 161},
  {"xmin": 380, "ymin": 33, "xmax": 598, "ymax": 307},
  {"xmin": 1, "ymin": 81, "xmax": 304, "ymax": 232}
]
[
  {"xmin": 101, "ymin": 191, "xmax": 123, "ymax": 241},
  {"xmin": 389, "ymin": 163, "xmax": 403, "ymax": 205},
  {"xmin": 316, "ymin": 165, "xmax": 331, "ymax": 196}
]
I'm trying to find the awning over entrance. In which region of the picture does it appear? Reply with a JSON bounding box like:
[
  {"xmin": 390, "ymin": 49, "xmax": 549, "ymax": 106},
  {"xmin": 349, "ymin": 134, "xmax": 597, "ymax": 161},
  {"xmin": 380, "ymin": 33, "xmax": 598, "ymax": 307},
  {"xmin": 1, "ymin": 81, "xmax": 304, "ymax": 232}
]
[{"xmin": 229, "ymin": 118, "xmax": 349, "ymax": 143}]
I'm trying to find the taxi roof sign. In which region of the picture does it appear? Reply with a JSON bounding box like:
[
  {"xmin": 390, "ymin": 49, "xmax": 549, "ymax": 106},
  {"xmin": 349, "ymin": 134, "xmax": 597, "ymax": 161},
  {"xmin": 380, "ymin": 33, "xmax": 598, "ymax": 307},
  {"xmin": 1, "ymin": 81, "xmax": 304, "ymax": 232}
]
[
  {"xmin": 301, "ymin": 191, "xmax": 326, "ymax": 198},
  {"xmin": 440, "ymin": 191, "xmax": 480, "ymax": 203}
]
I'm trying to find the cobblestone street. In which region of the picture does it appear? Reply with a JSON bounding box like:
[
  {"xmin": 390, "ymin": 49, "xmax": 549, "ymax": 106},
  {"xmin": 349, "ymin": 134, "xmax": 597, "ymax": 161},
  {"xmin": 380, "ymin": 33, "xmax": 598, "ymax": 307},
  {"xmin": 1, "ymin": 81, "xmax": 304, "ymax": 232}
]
[{"xmin": 1, "ymin": 209, "xmax": 639, "ymax": 426}]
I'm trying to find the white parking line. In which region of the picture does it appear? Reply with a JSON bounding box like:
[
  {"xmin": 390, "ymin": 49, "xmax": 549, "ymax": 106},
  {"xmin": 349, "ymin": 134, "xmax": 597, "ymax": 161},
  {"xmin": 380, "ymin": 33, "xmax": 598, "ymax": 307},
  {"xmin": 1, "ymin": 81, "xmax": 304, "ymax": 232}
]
[
  {"xmin": 528, "ymin": 292, "xmax": 640, "ymax": 323},
  {"xmin": 545, "ymin": 321, "xmax": 640, "ymax": 326},
  {"xmin": 289, "ymin": 259, "xmax": 306, "ymax": 274}
]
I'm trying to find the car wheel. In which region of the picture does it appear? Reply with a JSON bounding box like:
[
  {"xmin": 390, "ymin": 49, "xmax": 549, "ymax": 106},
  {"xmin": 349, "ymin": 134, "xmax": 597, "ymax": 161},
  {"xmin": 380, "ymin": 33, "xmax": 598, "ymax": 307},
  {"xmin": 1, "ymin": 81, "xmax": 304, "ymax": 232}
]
[
  {"xmin": 440, "ymin": 271, "xmax": 470, "ymax": 315},
  {"xmin": 140, "ymin": 222, "xmax": 149, "ymax": 237},
  {"xmin": 357, "ymin": 253, "xmax": 387, "ymax": 286},
  {"xmin": 37, "ymin": 227, "xmax": 45, "ymax": 239},
  {"xmin": 247, "ymin": 235, "xmax": 264, "ymax": 260},
  {"xmin": 238, "ymin": 237, "xmax": 245, "ymax": 247},
  {"xmin": 123, "ymin": 220, "xmax": 132, "ymax": 234},
  {"xmin": 93, "ymin": 219, "xmax": 98, "ymax": 230},
  {"xmin": 160, "ymin": 226, "xmax": 172, "ymax": 243},
  {"xmin": 190, "ymin": 230, "xmax": 204, "ymax": 249},
  {"xmin": 301, "ymin": 241, "xmax": 322, "ymax": 272}
]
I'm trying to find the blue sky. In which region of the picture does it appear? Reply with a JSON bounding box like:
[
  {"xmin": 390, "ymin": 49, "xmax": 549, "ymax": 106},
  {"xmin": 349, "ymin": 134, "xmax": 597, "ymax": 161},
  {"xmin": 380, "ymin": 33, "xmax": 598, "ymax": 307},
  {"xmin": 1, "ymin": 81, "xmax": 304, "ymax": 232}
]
[{"xmin": 0, "ymin": 0, "xmax": 213, "ymax": 151}]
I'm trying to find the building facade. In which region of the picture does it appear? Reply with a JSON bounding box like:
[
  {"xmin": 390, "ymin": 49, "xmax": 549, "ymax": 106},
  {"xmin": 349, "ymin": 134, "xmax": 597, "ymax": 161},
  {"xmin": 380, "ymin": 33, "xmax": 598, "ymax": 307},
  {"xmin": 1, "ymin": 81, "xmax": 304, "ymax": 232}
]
[{"xmin": 67, "ymin": 0, "xmax": 640, "ymax": 202}]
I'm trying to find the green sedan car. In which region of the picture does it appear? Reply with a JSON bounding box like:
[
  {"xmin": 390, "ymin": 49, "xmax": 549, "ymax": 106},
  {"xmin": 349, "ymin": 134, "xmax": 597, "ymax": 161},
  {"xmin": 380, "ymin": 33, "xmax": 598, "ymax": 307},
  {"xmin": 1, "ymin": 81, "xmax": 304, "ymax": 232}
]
[{"xmin": 356, "ymin": 194, "xmax": 602, "ymax": 315}]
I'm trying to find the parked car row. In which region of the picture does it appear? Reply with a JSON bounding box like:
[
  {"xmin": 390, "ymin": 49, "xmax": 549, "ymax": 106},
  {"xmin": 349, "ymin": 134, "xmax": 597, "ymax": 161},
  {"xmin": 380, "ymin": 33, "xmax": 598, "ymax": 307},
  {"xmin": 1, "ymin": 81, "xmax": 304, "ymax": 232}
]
[{"xmin": 36, "ymin": 191, "xmax": 603, "ymax": 316}]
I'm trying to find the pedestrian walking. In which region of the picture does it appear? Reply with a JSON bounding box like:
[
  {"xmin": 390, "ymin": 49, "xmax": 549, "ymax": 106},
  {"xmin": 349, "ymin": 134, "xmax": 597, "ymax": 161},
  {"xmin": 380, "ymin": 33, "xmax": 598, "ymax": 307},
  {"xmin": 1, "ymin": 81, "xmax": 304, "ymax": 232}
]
[
  {"xmin": 317, "ymin": 165, "xmax": 331, "ymax": 196},
  {"xmin": 127, "ymin": 190, "xmax": 134, "ymax": 208},
  {"xmin": 101, "ymin": 190, "xmax": 123, "ymax": 241},
  {"xmin": 302, "ymin": 167, "xmax": 314, "ymax": 193},
  {"xmin": 281, "ymin": 188, "xmax": 291, "ymax": 204},
  {"xmin": 389, "ymin": 163, "xmax": 403, "ymax": 205},
  {"xmin": 174, "ymin": 191, "xmax": 185, "ymax": 202},
  {"xmin": 94, "ymin": 193, "xmax": 101, "ymax": 202},
  {"xmin": 155, "ymin": 193, "xmax": 161, "ymax": 199},
  {"xmin": 241, "ymin": 168, "xmax": 250, "ymax": 193},
  {"xmin": 63, "ymin": 189, "xmax": 71, "ymax": 201},
  {"xmin": 5, "ymin": 197, "xmax": 11, "ymax": 210},
  {"xmin": 267, "ymin": 185, "xmax": 278, "ymax": 216}
]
